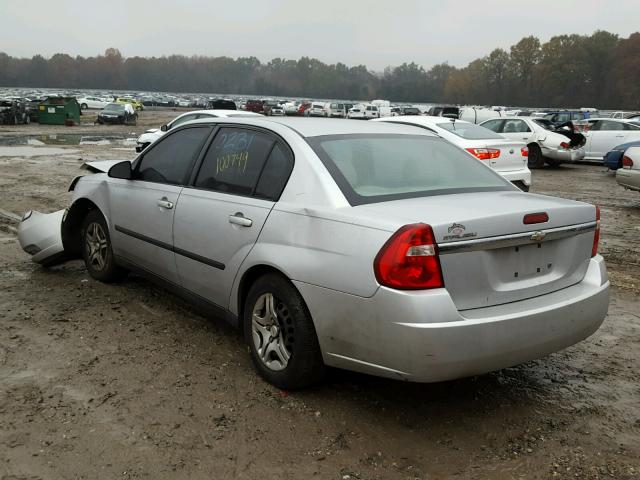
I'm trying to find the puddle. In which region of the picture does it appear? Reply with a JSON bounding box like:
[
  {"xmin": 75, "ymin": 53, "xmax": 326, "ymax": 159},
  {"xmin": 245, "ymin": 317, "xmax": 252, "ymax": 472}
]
[
  {"xmin": 0, "ymin": 133, "xmax": 137, "ymax": 147},
  {"xmin": 0, "ymin": 146, "xmax": 81, "ymax": 157}
]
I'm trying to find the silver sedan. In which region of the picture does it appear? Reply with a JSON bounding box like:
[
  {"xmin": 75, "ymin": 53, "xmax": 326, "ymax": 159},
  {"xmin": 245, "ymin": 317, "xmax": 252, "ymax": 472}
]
[{"xmin": 18, "ymin": 117, "xmax": 609, "ymax": 389}]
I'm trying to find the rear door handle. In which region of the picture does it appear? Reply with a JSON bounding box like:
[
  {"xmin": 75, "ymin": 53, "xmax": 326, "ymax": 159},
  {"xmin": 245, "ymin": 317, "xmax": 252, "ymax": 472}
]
[
  {"xmin": 157, "ymin": 197, "xmax": 174, "ymax": 209},
  {"xmin": 229, "ymin": 213, "xmax": 252, "ymax": 227}
]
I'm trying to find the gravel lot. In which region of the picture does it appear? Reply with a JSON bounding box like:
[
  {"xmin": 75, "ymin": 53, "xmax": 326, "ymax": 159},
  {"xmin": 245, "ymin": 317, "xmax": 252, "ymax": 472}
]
[{"xmin": 1, "ymin": 110, "xmax": 639, "ymax": 479}]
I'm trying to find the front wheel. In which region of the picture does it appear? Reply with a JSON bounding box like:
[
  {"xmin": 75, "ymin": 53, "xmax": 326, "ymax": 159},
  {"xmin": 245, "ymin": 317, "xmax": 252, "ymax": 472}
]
[
  {"xmin": 244, "ymin": 274, "xmax": 325, "ymax": 390},
  {"xmin": 81, "ymin": 210, "xmax": 127, "ymax": 283}
]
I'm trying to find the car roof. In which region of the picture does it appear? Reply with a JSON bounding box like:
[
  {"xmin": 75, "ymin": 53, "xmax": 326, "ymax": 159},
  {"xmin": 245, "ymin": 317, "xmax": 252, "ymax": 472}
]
[
  {"xmin": 176, "ymin": 109, "xmax": 259, "ymax": 117},
  {"xmin": 375, "ymin": 116, "xmax": 471, "ymax": 127},
  {"xmin": 182, "ymin": 116, "xmax": 437, "ymax": 138}
]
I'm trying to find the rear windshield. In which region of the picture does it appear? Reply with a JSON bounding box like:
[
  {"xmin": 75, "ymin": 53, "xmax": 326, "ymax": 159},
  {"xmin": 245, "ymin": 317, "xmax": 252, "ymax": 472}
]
[
  {"xmin": 437, "ymin": 122, "xmax": 503, "ymax": 140},
  {"xmin": 308, "ymin": 134, "xmax": 511, "ymax": 205}
]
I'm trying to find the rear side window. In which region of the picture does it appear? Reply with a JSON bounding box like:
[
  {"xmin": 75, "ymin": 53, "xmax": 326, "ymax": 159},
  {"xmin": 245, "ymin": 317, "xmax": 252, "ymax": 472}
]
[
  {"xmin": 136, "ymin": 126, "xmax": 210, "ymax": 185},
  {"xmin": 308, "ymin": 134, "xmax": 511, "ymax": 206},
  {"xmin": 481, "ymin": 119, "xmax": 504, "ymax": 132},
  {"xmin": 254, "ymin": 143, "xmax": 294, "ymax": 201},
  {"xmin": 194, "ymin": 128, "xmax": 274, "ymax": 196}
]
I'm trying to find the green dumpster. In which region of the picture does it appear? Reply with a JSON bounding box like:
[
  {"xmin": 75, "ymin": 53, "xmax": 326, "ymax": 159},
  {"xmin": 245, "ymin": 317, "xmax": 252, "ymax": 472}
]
[{"xmin": 38, "ymin": 97, "xmax": 81, "ymax": 125}]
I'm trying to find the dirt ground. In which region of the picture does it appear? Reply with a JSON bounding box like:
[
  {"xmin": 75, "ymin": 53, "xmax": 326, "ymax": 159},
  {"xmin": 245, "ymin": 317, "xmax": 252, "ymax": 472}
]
[{"xmin": 0, "ymin": 110, "xmax": 639, "ymax": 480}]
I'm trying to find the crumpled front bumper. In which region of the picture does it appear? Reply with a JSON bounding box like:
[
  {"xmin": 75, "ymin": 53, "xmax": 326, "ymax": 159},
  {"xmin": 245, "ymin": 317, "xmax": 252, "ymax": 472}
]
[{"xmin": 17, "ymin": 210, "xmax": 67, "ymax": 265}]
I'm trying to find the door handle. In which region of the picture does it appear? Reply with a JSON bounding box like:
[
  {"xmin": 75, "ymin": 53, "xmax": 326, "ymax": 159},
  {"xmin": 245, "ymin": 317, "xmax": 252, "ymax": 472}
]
[
  {"xmin": 157, "ymin": 197, "xmax": 174, "ymax": 209},
  {"xmin": 229, "ymin": 213, "xmax": 252, "ymax": 227}
]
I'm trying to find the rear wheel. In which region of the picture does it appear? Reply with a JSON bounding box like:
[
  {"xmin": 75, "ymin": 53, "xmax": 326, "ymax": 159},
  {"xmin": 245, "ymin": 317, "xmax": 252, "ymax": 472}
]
[
  {"xmin": 81, "ymin": 103, "xmax": 88, "ymax": 110},
  {"xmin": 528, "ymin": 143, "xmax": 544, "ymax": 169},
  {"xmin": 81, "ymin": 210, "xmax": 127, "ymax": 283},
  {"xmin": 244, "ymin": 274, "xmax": 325, "ymax": 390}
]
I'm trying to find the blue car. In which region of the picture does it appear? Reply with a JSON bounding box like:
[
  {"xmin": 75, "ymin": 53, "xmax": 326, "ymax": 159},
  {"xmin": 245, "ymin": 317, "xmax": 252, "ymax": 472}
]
[{"xmin": 603, "ymin": 140, "xmax": 640, "ymax": 170}]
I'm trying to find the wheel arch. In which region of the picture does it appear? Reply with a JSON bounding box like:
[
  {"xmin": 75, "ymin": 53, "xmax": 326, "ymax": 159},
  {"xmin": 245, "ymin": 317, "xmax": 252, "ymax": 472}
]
[
  {"xmin": 234, "ymin": 264, "xmax": 298, "ymax": 335},
  {"xmin": 62, "ymin": 198, "xmax": 103, "ymax": 258}
]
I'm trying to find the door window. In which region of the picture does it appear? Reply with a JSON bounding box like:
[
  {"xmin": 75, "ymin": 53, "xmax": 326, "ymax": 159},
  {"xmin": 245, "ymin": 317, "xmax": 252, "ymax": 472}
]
[
  {"xmin": 503, "ymin": 119, "xmax": 531, "ymax": 133},
  {"xmin": 254, "ymin": 143, "xmax": 294, "ymax": 201},
  {"xmin": 597, "ymin": 120, "xmax": 625, "ymax": 131},
  {"xmin": 136, "ymin": 126, "xmax": 210, "ymax": 185},
  {"xmin": 171, "ymin": 114, "xmax": 198, "ymax": 128},
  {"xmin": 194, "ymin": 128, "xmax": 275, "ymax": 196}
]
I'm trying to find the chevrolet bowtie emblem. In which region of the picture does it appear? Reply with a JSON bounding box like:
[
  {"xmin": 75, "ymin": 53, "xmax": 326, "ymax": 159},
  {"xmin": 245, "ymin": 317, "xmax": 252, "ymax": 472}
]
[{"xmin": 530, "ymin": 231, "xmax": 546, "ymax": 242}]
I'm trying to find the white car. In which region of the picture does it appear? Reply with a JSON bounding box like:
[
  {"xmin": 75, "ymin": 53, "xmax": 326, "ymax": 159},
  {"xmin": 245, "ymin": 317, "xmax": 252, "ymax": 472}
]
[
  {"xmin": 616, "ymin": 145, "xmax": 640, "ymax": 192},
  {"xmin": 348, "ymin": 104, "xmax": 380, "ymax": 120},
  {"xmin": 480, "ymin": 117, "xmax": 585, "ymax": 168},
  {"xmin": 136, "ymin": 109, "xmax": 261, "ymax": 152},
  {"xmin": 581, "ymin": 118, "xmax": 640, "ymax": 162},
  {"xmin": 306, "ymin": 102, "xmax": 328, "ymax": 117},
  {"xmin": 377, "ymin": 116, "xmax": 531, "ymax": 191},
  {"xmin": 77, "ymin": 96, "xmax": 110, "ymax": 110},
  {"xmin": 327, "ymin": 102, "xmax": 347, "ymax": 118}
]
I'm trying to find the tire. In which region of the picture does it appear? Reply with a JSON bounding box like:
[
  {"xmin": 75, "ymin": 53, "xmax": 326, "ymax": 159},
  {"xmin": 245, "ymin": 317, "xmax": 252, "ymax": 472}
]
[
  {"xmin": 528, "ymin": 143, "xmax": 544, "ymax": 169},
  {"xmin": 81, "ymin": 210, "xmax": 127, "ymax": 283},
  {"xmin": 243, "ymin": 273, "xmax": 325, "ymax": 390},
  {"xmin": 81, "ymin": 103, "xmax": 88, "ymax": 110},
  {"xmin": 513, "ymin": 181, "xmax": 530, "ymax": 192}
]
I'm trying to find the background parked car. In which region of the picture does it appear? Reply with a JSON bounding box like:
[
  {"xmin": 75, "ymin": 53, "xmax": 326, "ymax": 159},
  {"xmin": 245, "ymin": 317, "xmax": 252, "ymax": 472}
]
[
  {"xmin": 206, "ymin": 98, "xmax": 237, "ymax": 110},
  {"xmin": 427, "ymin": 105, "xmax": 460, "ymax": 119},
  {"xmin": 306, "ymin": 102, "xmax": 328, "ymax": 117},
  {"xmin": 135, "ymin": 109, "xmax": 261, "ymax": 151},
  {"xmin": 0, "ymin": 98, "xmax": 30, "ymax": 124},
  {"xmin": 245, "ymin": 99, "xmax": 265, "ymax": 114},
  {"xmin": 400, "ymin": 107, "xmax": 421, "ymax": 116},
  {"xmin": 115, "ymin": 97, "xmax": 144, "ymax": 111},
  {"xmin": 480, "ymin": 117, "xmax": 585, "ymax": 168},
  {"xmin": 96, "ymin": 103, "xmax": 138, "ymax": 125},
  {"xmin": 580, "ymin": 118, "xmax": 640, "ymax": 162},
  {"xmin": 543, "ymin": 109, "xmax": 600, "ymax": 128},
  {"xmin": 77, "ymin": 96, "xmax": 110, "ymax": 110},
  {"xmin": 327, "ymin": 102, "xmax": 346, "ymax": 118},
  {"xmin": 263, "ymin": 101, "xmax": 285, "ymax": 116},
  {"xmin": 616, "ymin": 145, "xmax": 640, "ymax": 192},
  {"xmin": 603, "ymin": 140, "xmax": 640, "ymax": 170},
  {"xmin": 376, "ymin": 116, "xmax": 531, "ymax": 191}
]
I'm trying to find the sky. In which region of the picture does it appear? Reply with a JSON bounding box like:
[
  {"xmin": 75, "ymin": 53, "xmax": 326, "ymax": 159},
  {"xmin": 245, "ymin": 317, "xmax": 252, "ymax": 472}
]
[{"xmin": 1, "ymin": 0, "xmax": 638, "ymax": 70}]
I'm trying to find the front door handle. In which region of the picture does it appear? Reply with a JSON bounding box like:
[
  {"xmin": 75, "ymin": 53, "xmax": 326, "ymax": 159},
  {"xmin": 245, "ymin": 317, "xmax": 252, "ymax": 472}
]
[
  {"xmin": 229, "ymin": 213, "xmax": 252, "ymax": 227},
  {"xmin": 157, "ymin": 197, "xmax": 174, "ymax": 209}
]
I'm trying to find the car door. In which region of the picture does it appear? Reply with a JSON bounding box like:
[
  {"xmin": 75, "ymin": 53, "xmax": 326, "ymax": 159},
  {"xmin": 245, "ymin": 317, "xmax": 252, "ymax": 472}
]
[
  {"xmin": 499, "ymin": 119, "xmax": 534, "ymax": 143},
  {"xmin": 173, "ymin": 126, "xmax": 294, "ymax": 308},
  {"xmin": 109, "ymin": 125, "xmax": 212, "ymax": 282},
  {"xmin": 588, "ymin": 120, "xmax": 629, "ymax": 158}
]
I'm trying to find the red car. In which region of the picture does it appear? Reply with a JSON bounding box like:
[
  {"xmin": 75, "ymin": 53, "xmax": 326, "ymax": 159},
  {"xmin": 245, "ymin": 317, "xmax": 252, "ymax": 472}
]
[
  {"xmin": 245, "ymin": 99, "xmax": 265, "ymax": 114},
  {"xmin": 298, "ymin": 102, "xmax": 311, "ymax": 115}
]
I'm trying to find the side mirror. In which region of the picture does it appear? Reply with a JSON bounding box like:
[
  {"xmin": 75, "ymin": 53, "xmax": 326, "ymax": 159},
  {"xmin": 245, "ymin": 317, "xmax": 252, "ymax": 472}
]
[
  {"xmin": 108, "ymin": 160, "xmax": 133, "ymax": 180},
  {"xmin": 160, "ymin": 124, "xmax": 169, "ymax": 132}
]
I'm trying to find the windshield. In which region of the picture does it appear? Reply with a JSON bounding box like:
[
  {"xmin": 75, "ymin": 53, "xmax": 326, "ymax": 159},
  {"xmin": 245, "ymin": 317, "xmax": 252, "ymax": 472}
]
[
  {"xmin": 104, "ymin": 104, "xmax": 124, "ymax": 112},
  {"xmin": 437, "ymin": 122, "xmax": 503, "ymax": 140},
  {"xmin": 308, "ymin": 134, "xmax": 511, "ymax": 205}
]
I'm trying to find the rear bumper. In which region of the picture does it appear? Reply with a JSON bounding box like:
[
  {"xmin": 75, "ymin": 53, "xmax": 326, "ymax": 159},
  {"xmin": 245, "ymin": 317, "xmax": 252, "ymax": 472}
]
[
  {"xmin": 616, "ymin": 168, "xmax": 640, "ymax": 191},
  {"xmin": 542, "ymin": 146, "xmax": 585, "ymax": 162},
  {"xmin": 295, "ymin": 255, "xmax": 609, "ymax": 382},
  {"xmin": 499, "ymin": 168, "xmax": 531, "ymax": 186}
]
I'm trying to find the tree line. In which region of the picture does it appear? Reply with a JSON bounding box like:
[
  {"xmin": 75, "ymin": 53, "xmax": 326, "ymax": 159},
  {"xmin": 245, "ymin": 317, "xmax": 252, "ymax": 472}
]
[{"xmin": 1, "ymin": 30, "xmax": 639, "ymax": 109}]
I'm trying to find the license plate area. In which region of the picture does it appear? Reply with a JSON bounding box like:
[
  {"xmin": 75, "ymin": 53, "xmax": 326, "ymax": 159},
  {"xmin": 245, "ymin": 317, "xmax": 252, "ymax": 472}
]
[{"xmin": 493, "ymin": 242, "xmax": 554, "ymax": 281}]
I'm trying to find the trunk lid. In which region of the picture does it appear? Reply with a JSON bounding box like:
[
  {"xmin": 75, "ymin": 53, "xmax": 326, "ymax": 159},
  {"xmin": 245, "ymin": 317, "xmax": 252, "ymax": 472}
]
[{"xmin": 350, "ymin": 191, "xmax": 597, "ymax": 310}]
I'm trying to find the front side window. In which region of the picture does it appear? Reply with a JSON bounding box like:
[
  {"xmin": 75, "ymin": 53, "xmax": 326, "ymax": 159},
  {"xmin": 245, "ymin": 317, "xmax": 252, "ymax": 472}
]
[
  {"xmin": 194, "ymin": 128, "xmax": 275, "ymax": 196},
  {"xmin": 308, "ymin": 134, "xmax": 511, "ymax": 206},
  {"xmin": 136, "ymin": 126, "xmax": 210, "ymax": 185}
]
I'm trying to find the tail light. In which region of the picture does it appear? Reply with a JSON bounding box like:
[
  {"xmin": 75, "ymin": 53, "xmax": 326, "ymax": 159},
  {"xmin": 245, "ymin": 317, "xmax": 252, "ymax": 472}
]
[
  {"xmin": 521, "ymin": 147, "xmax": 529, "ymax": 157},
  {"xmin": 592, "ymin": 206, "xmax": 600, "ymax": 257},
  {"xmin": 523, "ymin": 212, "xmax": 549, "ymax": 224},
  {"xmin": 374, "ymin": 223, "xmax": 444, "ymax": 290},
  {"xmin": 466, "ymin": 148, "xmax": 501, "ymax": 160},
  {"xmin": 622, "ymin": 156, "xmax": 634, "ymax": 168},
  {"xmin": 560, "ymin": 142, "xmax": 570, "ymax": 149}
]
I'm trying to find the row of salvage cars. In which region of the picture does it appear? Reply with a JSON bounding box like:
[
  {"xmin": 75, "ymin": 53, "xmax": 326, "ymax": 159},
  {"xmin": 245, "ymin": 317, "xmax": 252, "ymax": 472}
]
[{"xmin": 19, "ymin": 116, "xmax": 609, "ymax": 389}]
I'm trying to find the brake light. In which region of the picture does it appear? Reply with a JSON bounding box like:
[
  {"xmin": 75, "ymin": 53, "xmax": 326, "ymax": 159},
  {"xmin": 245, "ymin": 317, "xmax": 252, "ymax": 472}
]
[
  {"xmin": 523, "ymin": 212, "xmax": 549, "ymax": 224},
  {"xmin": 622, "ymin": 156, "xmax": 634, "ymax": 168},
  {"xmin": 466, "ymin": 148, "xmax": 501, "ymax": 160},
  {"xmin": 374, "ymin": 223, "xmax": 444, "ymax": 290},
  {"xmin": 592, "ymin": 206, "xmax": 600, "ymax": 257},
  {"xmin": 560, "ymin": 142, "xmax": 570, "ymax": 149},
  {"xmin": 521, "ymin": 147, "xmax": 529, "ymax": 157}
]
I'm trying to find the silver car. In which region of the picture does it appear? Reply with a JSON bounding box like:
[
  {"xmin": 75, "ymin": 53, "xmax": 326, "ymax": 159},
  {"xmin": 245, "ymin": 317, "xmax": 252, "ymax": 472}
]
[{"xmin": 18, "ymin": 117, "xmax": 609, "ymax": 389}]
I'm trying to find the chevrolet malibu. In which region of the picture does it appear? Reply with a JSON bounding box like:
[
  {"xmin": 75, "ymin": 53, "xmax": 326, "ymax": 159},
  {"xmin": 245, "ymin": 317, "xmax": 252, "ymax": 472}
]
[{"xmin": 18, "ymin": 117, "xmax": 609, "ymax": 389}]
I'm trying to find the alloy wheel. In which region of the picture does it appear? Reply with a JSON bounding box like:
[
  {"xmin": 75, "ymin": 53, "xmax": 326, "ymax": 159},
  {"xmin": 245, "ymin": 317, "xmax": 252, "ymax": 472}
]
[
  {"xmin": 251, "ymin": 293, "xmax": 294, "ymax": 371},
  {"xmin": 85, "ymin": 222, "xmax": 108, "ymax": 271}
]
